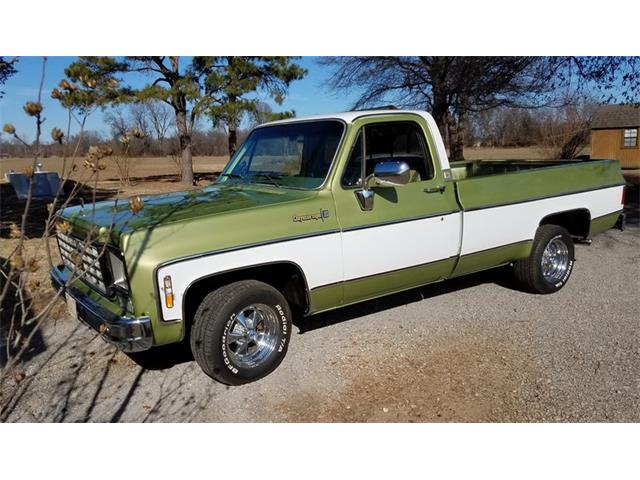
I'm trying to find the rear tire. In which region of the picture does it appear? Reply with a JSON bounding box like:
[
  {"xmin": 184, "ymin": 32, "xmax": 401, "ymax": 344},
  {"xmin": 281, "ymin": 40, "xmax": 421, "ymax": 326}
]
[
  {"xmin": 190, "ymin": 280, "xmax": 292, "ymax": 385},
  {"xmin": 514, "ymin": 225, "xmax": 575, "ymax": 294}
]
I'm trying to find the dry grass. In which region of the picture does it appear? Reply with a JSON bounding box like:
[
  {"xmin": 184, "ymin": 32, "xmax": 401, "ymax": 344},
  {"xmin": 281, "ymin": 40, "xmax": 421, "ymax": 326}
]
[
  {"xmin": 0, "ymin": 237, "xmax": 64, "ymax": 317},
  {"xmin": 0, "ymin": 155, "xmax": 230, "ymax": 181}
]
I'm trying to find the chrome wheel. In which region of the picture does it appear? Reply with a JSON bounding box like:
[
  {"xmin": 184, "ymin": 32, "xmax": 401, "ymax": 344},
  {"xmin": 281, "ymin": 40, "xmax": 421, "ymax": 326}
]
[
  {"xmin": 541, "ymin": 236, "xmax": 570, "ymax": 283},
  {"xmin": 225, "ymin": 304, "xmax": 279, "ymax": 368}
]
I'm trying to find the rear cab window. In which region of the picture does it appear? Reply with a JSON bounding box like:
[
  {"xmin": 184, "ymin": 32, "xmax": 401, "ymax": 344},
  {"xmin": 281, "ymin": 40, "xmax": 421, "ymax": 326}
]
[{"xmin": 342, "ymin": 121, "xmax": 434, "ymax": 188}]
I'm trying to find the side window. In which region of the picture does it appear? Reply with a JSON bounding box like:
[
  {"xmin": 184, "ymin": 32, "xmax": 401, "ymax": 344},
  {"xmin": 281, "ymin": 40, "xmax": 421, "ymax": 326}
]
[
  {"xmin": 341, "ymin": 121, "xmax": 433, "ymax": 187},
  {"xmin": 623, "ymin": 128, "xmax": 638, "ymax": 148}
]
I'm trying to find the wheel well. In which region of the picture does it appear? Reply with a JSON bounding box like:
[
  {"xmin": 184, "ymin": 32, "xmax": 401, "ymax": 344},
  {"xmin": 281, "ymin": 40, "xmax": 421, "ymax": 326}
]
[
  {"xmin": 539, "ymin": 209, "xmax": 591, "ymax": 238},
  {"xmin": 182, "ymin": 262, "xmax": 309, "ymax": 330}
]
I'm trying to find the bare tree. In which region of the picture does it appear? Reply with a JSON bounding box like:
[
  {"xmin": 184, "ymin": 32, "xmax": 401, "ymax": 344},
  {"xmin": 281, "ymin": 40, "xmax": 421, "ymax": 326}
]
[
  {"xmin": 145, "ymin": 100, "xmax": 173, "ymax": 155},
  {"xmin": 104, "ymin": 106, "xmax": 131, "ymax": 139},
  {"xmin": 323, "ymin": 56, "xmax": 640, "ymax": 160},
  {"xmin": 537, "ymin": 101, "xmax": 598, "ymax": 159}
]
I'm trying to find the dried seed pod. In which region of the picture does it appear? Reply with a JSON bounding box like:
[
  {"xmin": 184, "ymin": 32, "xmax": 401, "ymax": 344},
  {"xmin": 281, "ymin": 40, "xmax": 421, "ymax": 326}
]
[
  {"xmin": 23, "ymin": 102, "xmax": 43, "ymax": 117},
  {"xmin": 11, "ymin": 254, "xmax": 25, "ymax": 271},
  {"xmin": 27, "ymin": 257, "xmax": 40, "ymax": 273},
  {"xmin": 70, "ymin": 252, "xmax": 82, "ymax": 269},
  {"xmin": 80, "ymin": 75, "xmax": 97, "ymax": 88},
  {"xmin": 119, "ymin": 134, "xmax": 131, "ymax": 145},
  {"xmin": 51, "ymin": 127, "xmax": 64, "ymax": 143},
  {"xmin": 130, "ymin": 127, "xmax": 144, "ymax": 139},
  {"xmin": 56, "ymin": 220, "xmax": 71, "ymax": 234},
  {"xmin": 97, "ymin": 159, "xmax": 107, "ymax": 170},
  {"xmin": 51, "ymin": 88, "xmax": 62, "ymax": 99},
  {"xmin": 128, "ymin": 195, "xmax": 144, "ymax": 214},
  {"xmin": 99, "ymin": 145, "xmax": 113, "ymax": 157},
  {"xmin": 87, "ymin": 145, "xmax": 101, "ymax": 158},
  {"xmin": 106, "ymin": 78, "xmax": 119, "ymax": 89},
  {"xmin": 59, "ymin": 79, "xmax": 71, "ymax": 90},
  {"xmin": 9, "ymin": 223, "xmax": 21, "ymax": 239},
  {"xmin": 3, "ymin": 123, "xmax": 16, "ymax": 135}
]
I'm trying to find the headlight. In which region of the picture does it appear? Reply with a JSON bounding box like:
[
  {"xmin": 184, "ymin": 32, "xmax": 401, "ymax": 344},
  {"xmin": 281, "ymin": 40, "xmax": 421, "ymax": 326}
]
[{"xmin": 107, "ymin": 250, "xmax": 129, "ymax": 293}]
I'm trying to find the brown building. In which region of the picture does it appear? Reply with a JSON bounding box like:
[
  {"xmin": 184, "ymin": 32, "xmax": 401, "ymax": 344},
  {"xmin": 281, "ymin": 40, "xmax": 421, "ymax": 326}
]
[{"xmin": 591, "ymin": 105, "xmax": 640, "ymax": 169}]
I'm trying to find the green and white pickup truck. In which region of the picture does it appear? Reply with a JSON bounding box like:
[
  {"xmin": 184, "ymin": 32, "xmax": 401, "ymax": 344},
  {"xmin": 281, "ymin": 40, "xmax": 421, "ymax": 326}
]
[{"xmin": 51, "ymin": 109, "xmax": 625, "ymax": 385}]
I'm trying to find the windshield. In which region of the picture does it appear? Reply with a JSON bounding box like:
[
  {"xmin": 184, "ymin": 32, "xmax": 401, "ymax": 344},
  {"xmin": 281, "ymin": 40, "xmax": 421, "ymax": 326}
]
[{"xmin": 218, "ymin": 120, "xmax": 344, "ymax": 189}]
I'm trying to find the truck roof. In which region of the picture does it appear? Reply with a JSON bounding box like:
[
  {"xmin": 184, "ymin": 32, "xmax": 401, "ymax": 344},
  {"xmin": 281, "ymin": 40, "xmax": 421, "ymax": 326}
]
[{"xmin": 262, "ymin": 109, "xmax": 432, "ymax": 126}]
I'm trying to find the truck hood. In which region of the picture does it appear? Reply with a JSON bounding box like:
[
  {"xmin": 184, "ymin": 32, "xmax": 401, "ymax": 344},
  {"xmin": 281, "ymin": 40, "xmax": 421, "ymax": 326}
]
[{"xmin": 58, "ymin": 184, "xmax": 316, "ymax": 245}]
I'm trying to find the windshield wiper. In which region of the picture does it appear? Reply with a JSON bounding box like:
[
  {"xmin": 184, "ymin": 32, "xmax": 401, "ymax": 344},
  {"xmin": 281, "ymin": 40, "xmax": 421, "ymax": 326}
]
[
  {"xmin": 218, "ymin": 172, "xmax": 243, "ymax": 180},
  {"xmin": 250, "ymin": 172, "xmax": 281, "ymax": 188}
]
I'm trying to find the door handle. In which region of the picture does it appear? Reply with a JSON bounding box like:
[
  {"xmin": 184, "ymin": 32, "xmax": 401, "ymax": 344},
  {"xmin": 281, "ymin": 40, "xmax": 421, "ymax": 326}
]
[{"xmin": 424, "ymin": 185, "xmax": 446, "ymax": 194}]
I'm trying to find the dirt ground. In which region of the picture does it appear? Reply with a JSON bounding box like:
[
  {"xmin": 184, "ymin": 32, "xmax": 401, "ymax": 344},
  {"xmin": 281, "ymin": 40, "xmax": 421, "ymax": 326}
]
[
  {"xmin": 0, "ymin": 155, "xmax": 230, "ymax": 180},
  {"xmin": 0, "ymin": 148, "xmax": 578, "ymax": 179}
]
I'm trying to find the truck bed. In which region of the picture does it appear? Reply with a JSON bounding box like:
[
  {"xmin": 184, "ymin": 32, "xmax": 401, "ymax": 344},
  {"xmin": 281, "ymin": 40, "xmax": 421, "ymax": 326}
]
[
  {"xmin": 451, "ymin": 159, "xmax": 624, "ymax": 211},
  {"xmin": 451, "ymin": 158, "xmax": 607, "ymax": 180}
]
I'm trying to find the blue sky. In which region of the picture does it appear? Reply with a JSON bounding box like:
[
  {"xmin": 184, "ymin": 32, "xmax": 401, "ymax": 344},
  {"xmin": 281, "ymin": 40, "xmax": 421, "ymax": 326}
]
[{"xmin": 0, "ymin": 56, "xmax": 362, "ymax": 142}]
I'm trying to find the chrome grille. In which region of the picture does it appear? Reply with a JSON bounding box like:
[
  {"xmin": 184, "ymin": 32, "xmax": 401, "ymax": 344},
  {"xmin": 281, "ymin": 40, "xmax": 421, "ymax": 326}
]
[{"xmin": 57, "ymin": 232, "xmax": 108, "ymax": 293}]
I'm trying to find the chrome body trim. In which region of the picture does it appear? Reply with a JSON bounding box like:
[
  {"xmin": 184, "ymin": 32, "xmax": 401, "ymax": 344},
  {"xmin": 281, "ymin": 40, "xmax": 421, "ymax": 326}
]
[
  {"xmin": 370, "ymin": 161, "xmax": 411, "ymax": 187},
  {"xmin": 355, "ymin": 189, "xmax": 375, "ymax": 211},
  {"xmin": 51, "ymin": 265, "xmax": 153, "ymax": 352}
]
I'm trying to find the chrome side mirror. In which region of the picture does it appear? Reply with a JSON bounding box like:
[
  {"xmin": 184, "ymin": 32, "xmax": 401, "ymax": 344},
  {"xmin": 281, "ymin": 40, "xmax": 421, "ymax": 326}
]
[
  {"xmin": 367, "ymin": 161, "xmax": 411, "ymax": 188},
  {"xmin": 355, "ymin": 161, "xmax": 412, "ymax": 211}
]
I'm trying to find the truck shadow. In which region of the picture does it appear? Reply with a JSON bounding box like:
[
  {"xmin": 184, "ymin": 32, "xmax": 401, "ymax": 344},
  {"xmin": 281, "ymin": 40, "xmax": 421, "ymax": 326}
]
[
  {"xmin": 623, "ymin": 184, "xmax": 639, "ymax": 225},
  {"xmin": 295, "ymin": 266, "xmax": 516, "ymax": 334},
  {"xmin": 125, "ymin": 341, "xmax": 194, "ymax": 370},
  {"xmin": 127, "ymin": 267, "xmax": 518, "ymax": 368},
  {"xmin": 0, "ymin": 257, "xmax": 47, "ymax": 369}
]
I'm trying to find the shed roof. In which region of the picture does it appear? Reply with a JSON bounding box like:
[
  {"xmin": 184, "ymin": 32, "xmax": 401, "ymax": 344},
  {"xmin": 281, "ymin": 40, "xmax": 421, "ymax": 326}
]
[{"xmin": 592, "ymin": 104, "xmax": 640, "ymax": 129}]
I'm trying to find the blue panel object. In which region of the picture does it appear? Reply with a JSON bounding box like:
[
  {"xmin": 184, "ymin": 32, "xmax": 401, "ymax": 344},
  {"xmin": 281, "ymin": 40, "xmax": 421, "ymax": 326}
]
[{"xmin": 5, "ymin": 171, "xmax": 61, "ymax": 200}]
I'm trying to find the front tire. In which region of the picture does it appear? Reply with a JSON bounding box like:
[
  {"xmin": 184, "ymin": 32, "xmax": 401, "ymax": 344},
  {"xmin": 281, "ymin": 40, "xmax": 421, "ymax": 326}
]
[
  {"xmin": 514, "ymin": 225, "xmax": 575, "ymax": 294},
  {"xmin": 190, "ymin": 280, "xmax": 292, "ymax": 385}
]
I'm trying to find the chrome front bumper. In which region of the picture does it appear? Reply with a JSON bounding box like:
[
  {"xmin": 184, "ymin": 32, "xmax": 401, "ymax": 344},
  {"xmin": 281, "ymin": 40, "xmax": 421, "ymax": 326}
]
[{"xmin": 51, "ymin": 265, "xmax": 153, "ymax": 352}]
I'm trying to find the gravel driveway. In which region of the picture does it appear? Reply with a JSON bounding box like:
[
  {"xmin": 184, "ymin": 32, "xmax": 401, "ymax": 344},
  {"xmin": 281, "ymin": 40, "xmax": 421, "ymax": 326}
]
[{"xmin": 2, "ymin": 225, "xmax": 639, "ymax": 422}]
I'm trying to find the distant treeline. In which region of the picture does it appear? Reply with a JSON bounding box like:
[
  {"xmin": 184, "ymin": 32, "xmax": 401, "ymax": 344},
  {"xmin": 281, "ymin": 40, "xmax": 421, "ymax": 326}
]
[
  {"xmin": 0, "ymin": 100, "xmax": 250, "ymax": 158},
  {"xmin": 0, "ymin": 101, "xmax": 596, "ymax": 161},
  {"xmin": 0, "ymin": 128, "xmax": 248, "ymax": 158}
]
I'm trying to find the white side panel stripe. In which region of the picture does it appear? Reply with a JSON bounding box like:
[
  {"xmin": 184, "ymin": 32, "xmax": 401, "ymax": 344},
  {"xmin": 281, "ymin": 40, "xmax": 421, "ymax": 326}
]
[
  {"xmin": 461, "ymin": 186, "xmax": 622, "ymax": 255},
  {"xmin": 157, "ymin": 233, "xmax": 343, "ymax": 321},
  {"xmin": 341, "ymin": 213, "xmax": 461, "ymax": 281}
]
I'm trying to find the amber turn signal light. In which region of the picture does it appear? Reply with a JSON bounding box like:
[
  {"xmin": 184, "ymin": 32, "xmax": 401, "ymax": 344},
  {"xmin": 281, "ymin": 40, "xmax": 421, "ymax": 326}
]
[{"xmin": 163, "ymin": 275, "xmax": 174, "ymax": 308}]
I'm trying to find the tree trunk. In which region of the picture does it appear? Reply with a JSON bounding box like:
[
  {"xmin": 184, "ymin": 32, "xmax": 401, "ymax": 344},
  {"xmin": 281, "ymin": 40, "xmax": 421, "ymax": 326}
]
[
  {"xmin": 227, "ymin": 97, "xmax": 239, "ymax": 157},
  {"xmin": 175, "ymin": 110, "xmax": 194, "ymax": 184},
  {"xmin": 228, "ymin": 123, "xmax": 237, "ymax": 157},
  {"xmin": 449, "ymin": 112, "xmax": 466, "ymax": 161},
  {"xmin": 429, "ymin": 57, "xmax": 450, "ymax": 145}
]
